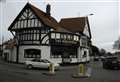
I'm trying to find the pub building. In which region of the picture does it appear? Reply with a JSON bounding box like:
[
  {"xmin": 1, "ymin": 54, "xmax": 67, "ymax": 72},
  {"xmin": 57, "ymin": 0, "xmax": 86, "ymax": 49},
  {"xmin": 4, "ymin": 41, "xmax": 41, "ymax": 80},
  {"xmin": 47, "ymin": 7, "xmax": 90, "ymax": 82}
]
[{"xmin": 3, "ymin": 3, "xmax": 92, "ymax": 64}]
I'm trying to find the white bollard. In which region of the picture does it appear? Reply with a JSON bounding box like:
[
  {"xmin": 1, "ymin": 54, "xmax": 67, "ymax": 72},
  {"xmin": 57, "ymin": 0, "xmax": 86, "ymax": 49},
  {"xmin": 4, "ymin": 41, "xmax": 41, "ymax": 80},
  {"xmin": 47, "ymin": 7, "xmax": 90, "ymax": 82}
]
[
  {"xmin": 42, "ymin": 63, "xmax": 55, "ymax": 75},
  {"xmin": 86, "ymin": 66, "xmax": 91, "ymax": 77},
  {"xmin": 78, "ymin": 64, "xmax": 85, "ymax": 76},
  {"xmin": 49, "ymin": 63, "xmax": 55, "ymax": 74},
  {"xmin": 72, "ymin": 63, "xmax": 91, "ymax": 78}
]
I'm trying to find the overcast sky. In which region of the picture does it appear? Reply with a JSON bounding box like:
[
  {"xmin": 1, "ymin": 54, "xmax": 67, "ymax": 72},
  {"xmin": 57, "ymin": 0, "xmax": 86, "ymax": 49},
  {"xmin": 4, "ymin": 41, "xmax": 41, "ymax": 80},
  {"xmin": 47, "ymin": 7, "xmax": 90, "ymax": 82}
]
[{"xmin": 0, "ymin": 0, "xmax": 120, "ymax": 52}]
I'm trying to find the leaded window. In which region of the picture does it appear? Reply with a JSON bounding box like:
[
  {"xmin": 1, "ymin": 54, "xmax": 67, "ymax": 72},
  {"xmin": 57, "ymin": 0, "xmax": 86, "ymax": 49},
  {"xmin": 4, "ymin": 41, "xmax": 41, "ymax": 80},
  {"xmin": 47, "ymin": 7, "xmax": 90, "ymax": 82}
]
[{"xmin": 24, "ymin": 49, "xmax": 41, "ymax": 58}]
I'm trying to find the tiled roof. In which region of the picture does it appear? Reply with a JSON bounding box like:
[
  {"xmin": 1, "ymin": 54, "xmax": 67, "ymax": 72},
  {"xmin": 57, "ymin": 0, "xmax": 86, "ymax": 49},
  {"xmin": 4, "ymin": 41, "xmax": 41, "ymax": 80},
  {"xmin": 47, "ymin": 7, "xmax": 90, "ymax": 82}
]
[
  {"xmin": 8, "ymin": 3, "xmax": 60, "ymax": 30},
  {"xmin": 59, "ymin": 17, "xmax": 87, "ymax": 33},
  {"xmin": 29, "ymin": 3, "xmax": 60, "ymax": 29}
]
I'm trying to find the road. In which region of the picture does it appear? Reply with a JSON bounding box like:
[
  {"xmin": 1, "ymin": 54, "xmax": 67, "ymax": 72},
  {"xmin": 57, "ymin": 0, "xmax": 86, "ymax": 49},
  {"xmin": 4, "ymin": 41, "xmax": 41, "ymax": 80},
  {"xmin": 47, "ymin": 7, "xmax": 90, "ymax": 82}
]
[{"xmin": 0, "ymin": 59, "xmax": 120, "ymax": 82}]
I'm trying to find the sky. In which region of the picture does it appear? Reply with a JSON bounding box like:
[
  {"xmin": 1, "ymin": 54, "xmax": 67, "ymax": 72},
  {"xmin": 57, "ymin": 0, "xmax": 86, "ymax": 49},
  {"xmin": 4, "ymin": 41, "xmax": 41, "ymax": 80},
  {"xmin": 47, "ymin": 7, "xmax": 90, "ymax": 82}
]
[{"xmin": 0, "ymin": 0, "xmax": 120, "ymax": 52}]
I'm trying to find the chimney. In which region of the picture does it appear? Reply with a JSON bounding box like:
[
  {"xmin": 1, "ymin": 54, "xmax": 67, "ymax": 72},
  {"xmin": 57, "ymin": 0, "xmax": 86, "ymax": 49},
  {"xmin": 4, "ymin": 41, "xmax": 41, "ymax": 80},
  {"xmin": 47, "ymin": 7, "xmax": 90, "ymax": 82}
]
[{"xmin": 46, "ymin": 4, "xmax": 51, "ymax": 15}]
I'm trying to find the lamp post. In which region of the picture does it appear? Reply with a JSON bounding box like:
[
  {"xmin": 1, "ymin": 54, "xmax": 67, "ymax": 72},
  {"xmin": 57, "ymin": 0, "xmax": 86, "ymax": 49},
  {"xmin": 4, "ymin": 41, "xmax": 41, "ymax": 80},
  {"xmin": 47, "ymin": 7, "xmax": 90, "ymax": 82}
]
[
  {"xmin": 84, "ymin": 13, "xmax": 94, "ymax": 62},
  {"xmin": 74, "ymin": 13, "xmax": 94, "ymax": 77},
  {"xmin": 83, "ymin": 13, "xmax": 94, "ymax": 17},
  {"xmin": 79, "ymin": 13, "xmax": 94, "ymax": 63}
]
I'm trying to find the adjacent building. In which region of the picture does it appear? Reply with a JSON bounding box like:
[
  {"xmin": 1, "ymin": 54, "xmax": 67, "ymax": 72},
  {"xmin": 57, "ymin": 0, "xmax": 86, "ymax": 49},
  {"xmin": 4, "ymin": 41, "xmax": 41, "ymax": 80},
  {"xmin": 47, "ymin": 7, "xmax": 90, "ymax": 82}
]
[{"xmin": 3, "ymin": 3, "xmax": 92, "ymax": 64}]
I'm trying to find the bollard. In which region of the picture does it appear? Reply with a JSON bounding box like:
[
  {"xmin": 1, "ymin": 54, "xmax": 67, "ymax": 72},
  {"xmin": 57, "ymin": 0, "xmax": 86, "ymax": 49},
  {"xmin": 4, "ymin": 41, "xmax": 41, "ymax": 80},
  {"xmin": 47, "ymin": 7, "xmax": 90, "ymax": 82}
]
[
  {"xmin": 49, "ymin": 63, "xmax": 55, "ymax": 74},
  {"xmin": 86, "ymin": 64, "xmax": 91, "ymax": 77},
  {"xmin": 78, "ymin": 64, "xmax": 85, "ymax": 76},
  {"xmin": 72, "ymin": 63, "xmax": 90, "ymax": 78},
  {"xmin": 42, "ymin": 63, "xmax": 55, "ymax": 76}
]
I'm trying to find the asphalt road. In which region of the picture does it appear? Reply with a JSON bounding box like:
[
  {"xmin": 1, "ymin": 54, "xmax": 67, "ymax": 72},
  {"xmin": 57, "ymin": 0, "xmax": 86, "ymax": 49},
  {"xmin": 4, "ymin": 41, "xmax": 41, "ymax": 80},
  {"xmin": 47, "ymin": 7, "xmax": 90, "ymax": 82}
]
[{"xmin": 0, "ymin": 59, "xmax": 120, "ymax": 82}]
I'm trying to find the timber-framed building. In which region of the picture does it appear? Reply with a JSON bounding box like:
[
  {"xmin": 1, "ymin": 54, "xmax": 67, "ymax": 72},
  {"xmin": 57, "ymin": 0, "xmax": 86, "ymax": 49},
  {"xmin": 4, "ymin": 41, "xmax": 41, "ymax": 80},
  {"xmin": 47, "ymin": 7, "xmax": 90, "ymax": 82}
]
[{"xmin": 3, "ymin": 3, "xmax": 92, "ymax": 63}]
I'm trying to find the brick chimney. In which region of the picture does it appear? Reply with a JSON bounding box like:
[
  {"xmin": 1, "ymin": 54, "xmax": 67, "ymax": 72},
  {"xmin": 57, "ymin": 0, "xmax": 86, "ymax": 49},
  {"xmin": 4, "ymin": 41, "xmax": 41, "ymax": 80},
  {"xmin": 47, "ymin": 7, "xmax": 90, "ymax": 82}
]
[{"xmin": 46, "ymin": 4, "xmax": 51, "ymax": 15}]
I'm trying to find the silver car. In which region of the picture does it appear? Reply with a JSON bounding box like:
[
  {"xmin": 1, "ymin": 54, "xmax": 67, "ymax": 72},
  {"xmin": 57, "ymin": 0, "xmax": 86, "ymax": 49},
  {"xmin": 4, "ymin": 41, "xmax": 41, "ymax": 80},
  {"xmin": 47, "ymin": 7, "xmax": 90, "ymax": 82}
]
[{"xmin": 24, "ymin": 59, "xmax": 60, "ymax": 70}]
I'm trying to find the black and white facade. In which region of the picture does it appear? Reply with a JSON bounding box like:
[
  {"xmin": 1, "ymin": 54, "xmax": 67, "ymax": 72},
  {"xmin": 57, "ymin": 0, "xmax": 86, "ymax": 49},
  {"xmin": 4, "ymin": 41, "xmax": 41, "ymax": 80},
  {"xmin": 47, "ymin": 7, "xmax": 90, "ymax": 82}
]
[{"xmin": 5, "ymin": 3, "xmax": 92, "ymax": 63}]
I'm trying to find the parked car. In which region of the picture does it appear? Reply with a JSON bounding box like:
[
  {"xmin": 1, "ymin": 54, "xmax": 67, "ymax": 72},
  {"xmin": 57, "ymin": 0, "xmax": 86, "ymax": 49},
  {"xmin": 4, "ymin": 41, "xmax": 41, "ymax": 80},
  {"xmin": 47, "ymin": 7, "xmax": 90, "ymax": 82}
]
[
  {"xmin": 102, "ymin": 56, "xmax": 120, "ymax": 70},
  {"xmin": 93, "ymin": 56, "xmax": 100, "ymax": 61},
  {"xmin": 100, "ymin": 56, "xmax": 106, "ymax": 61},
  {"xmin": 24, "ymin": 59, "xmax": 60, "ymax": 70}
]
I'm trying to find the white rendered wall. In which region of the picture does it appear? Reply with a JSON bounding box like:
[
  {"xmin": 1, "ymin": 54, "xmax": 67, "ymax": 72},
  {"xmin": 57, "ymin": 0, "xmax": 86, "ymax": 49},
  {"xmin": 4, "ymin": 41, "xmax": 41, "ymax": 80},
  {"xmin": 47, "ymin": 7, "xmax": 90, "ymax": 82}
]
[
  {"xmin": 81, "ymin": 48, "xmax": 90, "ymax": 62},
  {"xmin": 18, "ymin": 45, "xmax": 50, "ymax": 63},
  {"xmin": 83, "ymin": 23, "xmax": 90, "ymax": 38}
]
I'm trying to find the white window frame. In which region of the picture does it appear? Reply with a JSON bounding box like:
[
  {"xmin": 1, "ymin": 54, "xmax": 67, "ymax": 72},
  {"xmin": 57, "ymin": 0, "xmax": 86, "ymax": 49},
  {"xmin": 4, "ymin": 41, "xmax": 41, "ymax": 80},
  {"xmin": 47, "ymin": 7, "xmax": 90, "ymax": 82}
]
[
  {"xmin": 51, "ymin": 33, "xmax": 55, "ymax": 39},
  {"xmin": 56, "ymin": 33, "xmax": 60, "ymax": 39}
]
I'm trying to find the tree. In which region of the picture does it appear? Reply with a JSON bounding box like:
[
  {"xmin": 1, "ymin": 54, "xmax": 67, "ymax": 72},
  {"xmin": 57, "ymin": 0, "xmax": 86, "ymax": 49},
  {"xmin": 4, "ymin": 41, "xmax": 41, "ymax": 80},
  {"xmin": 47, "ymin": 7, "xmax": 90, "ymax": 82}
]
[
  {"xmin": 113, "ymin": 37, "xmax": 120, "ymax": 50},
  {"xmin": 99, "ymin": 48, "xmax": 106, "ymax": 56},
  {"xmin": 90, "ymin": 45, "xmax": 100, "ymax": 56},
  {"xmin": 107, "ymin": 52, "xmax": 113, "ymax": 56}
]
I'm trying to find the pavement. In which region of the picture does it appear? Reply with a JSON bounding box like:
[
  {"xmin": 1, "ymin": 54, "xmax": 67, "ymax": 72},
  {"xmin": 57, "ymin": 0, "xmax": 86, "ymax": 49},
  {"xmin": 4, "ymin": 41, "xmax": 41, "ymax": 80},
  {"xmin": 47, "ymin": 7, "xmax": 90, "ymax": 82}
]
[{"xmin": 0, "ymin": 57, "xmax": 120, "ymax": 82}]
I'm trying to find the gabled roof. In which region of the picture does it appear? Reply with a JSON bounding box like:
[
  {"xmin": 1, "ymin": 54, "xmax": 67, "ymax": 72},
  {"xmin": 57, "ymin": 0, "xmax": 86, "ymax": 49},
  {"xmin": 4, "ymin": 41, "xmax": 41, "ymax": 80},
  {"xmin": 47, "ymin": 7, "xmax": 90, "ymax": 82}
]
[
  {"xmin": 59, "ymin": 17, "xmax": 92, "ymax": 38},
  {"xmin": 59, "ymin": 17, "xmax": 86, "ymax": 32},
  {"xmin": 8, "ymin": 3, "xmax": 59, "ymax": 31}
]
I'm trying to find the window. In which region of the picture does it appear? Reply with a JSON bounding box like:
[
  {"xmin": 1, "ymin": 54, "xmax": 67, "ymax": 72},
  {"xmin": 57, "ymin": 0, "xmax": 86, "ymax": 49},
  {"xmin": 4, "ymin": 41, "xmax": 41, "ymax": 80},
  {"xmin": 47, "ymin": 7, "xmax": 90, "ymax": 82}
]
[
  {"xmin": 74, "ymin": 35, "xmax": 77, "ymax": 41},
  {"xmin": 70, "ymin": 35, "xmax": 73, "ymax": 40},
  {"xmin": 60, "ymin": 34, "xmax": 64, "ymax": 39},
  {"xmin": 51, "ymin": 46, "xmax": 77, "ymax": 58},
  {"xmin": 76, "ymin": 36, "xmax": 79, "ymax": 41},
  {"xmin": 67, "ymin": 35, "xmax": 71, "ymax": 40},
  {"xmin": 24, "ymin": 49, "xmax": 41, "ymax": 58},
  {"xmin": 34, "ymin": 32, "xmax": 36, "ymax": 40},
  {"xmin": 41, "ymin": 28, "xmax": 49, "ymax": 34},
  {"xmin": 51, "ymin": 46, "xmax": 62, "ymax": 58},
  {"xmin": 81, "ymin": 38, "xmax": 88, "ymax": 47},
  {"xmin": 51, "ymin": 33, "xmax": 55, "ymax": 39},
  {"xmin": 36, "ymin": 34, "xmax": 39, "ymax": 40},
  {"xmin": 63, "ymin": 34, "xmax": 67, "ymax": 39},
  {"xmin": 56, "ymin": 33, "xmax": 60, "ymax": 39},
  {"xmin": 82, "ymin": 51, "xmax": 87, "ymax": 58}
]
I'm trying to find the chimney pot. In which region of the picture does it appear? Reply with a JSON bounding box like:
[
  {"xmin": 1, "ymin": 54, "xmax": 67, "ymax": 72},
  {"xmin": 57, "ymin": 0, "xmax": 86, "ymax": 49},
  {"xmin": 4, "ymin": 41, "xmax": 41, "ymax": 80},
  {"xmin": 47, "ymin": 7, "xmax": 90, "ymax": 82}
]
[{"xmin": 46, "ymin": 4, "xmax": 51, "ymax": 15}]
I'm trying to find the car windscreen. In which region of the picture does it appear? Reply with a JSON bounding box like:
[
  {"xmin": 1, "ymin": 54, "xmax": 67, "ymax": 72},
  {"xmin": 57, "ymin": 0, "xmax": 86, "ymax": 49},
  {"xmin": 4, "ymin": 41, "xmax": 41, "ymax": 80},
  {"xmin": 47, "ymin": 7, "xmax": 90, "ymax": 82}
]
[{"xmin": 41, "ymin": 60, "xmax": 51, "ymax": 63}]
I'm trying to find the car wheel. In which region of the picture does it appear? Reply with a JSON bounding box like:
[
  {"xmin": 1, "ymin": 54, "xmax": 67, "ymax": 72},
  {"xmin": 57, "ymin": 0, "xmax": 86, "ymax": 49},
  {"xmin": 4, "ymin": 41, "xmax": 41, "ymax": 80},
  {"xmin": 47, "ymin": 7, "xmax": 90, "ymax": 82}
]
[{"xmin": 27, "ymin": 65, "xmax": 33, "ymax": 69}]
